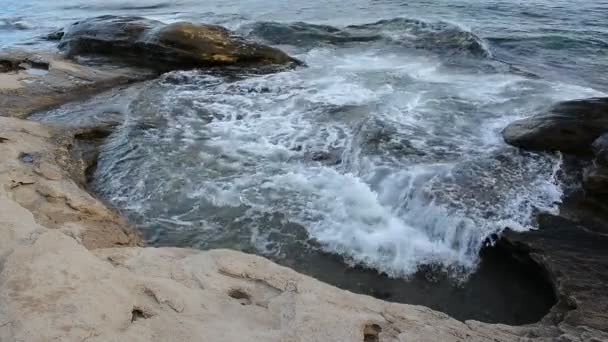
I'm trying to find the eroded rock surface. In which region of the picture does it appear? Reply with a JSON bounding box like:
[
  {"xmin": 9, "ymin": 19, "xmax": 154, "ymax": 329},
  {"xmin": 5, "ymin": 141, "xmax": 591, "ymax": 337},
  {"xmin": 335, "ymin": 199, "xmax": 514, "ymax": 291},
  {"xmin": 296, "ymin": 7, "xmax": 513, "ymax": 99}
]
[
  {"xmin": 58, "ymin": 15, "xmax": 301, "ymax": 72},
  {"xmin": 0, "ymin": 117, "xmax": 141, "ymax": 248},
  {"xmin": 0, "ymin": 50, "xmax": 153, "ymax": 118},
  {"xmin": 502, "ymin": 97, "xmax": 608, "ymax": 155}
]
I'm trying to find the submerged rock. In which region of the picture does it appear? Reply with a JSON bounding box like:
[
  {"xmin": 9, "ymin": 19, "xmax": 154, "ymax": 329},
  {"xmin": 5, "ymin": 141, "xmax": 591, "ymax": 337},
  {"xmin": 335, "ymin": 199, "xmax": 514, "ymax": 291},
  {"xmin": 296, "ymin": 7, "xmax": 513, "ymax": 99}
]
[
  {"xmin": 245, "ymin": 18, "xmax": 491, "ymax": 58},
  {"xmin": 346, "ymin": 18, "xmax": 491, "ymax": 58},
  {"xmin": 246, "ymin": 21, "xmax": 381, "ymax": 47},
  {"xmin": 58, "ymin": 16, "xmax": 301, "ymax": 72},
  {"xmin": 502, "ymin": 97, "xmax": 608, "ymax": 155}
]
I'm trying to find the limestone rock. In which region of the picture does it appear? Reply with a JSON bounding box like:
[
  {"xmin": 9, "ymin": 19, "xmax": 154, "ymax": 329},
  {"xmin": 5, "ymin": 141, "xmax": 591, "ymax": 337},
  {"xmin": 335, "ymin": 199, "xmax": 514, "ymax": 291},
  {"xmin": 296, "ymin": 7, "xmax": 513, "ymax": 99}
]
[
  {"xmin": 0, "ymin": 117, "xmax": 141, "ymax": 248},
  {"xmin": 0, "ymin": 50, "xmax": 153, "ymax": 117},
  {"xmin": 58, "ymin": 16, "xmax": 302, "ymax": 72},
  {"xmin": 502, "ymin": 97, "xmax": 608, "ymax": 155}
]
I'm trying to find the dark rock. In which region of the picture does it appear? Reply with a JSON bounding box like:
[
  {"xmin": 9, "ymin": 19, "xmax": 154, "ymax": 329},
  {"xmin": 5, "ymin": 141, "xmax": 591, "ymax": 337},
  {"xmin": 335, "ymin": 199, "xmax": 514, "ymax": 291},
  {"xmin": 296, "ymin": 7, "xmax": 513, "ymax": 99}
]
[
  {"xmin": 45, "ymin": 29, "xmax": 64, "ymax": 41},
  {"xmin": 346, "ymin": 18, "xmax": 490, "ymax": 58},
  {"xmin": 498, "ymin": 213, "xmax": 608, "ymax": 332},
  {"xmin": 307, "ymin": 150, "xmax": 342, "ymax": 165},
  {"xmin": 246, "ymin": 21, "xmax": 380, "ymax": 47},
  {"xmin": 592, "ymin": 133, "xmax": 608, "ymax": 166},
  {"xmin": 502, "ymin": 97, "xmax": 608, "ymax": 155},
  {"xmin": 582, "ymin": 133, "xmax": 608, "ymax": 195},
  {"xmin": 58, "ymin": 16, "xmax": 301, "ymax": 72},
  {"xmin": 583, "ymin": 165, "xmax": 608, "ymax": 195}
]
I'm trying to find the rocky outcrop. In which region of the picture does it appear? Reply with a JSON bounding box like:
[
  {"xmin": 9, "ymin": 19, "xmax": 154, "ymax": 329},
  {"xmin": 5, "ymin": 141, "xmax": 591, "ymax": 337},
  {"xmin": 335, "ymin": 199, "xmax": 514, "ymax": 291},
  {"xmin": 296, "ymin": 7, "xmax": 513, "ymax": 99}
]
[
  {"xmin": 0, "ymin": 50, "xmax": 153, "ymax": 117},
  {"xmin": 58, "ymin": 16, "xmax": 301, "ymax": 72},
  {"xmin": 1, "ymin": 117, "xmax": 608, "ymax": 341},
  {"xmin": 0, "ymin": 117, "xmax": 141, "ymax": 248},
  {"xmin": 499, "ymin": 97, "xmax": 608, "ymax": 338},
  {"xmin": 499, "ymin": 214, "xmax": 608, "ymax": 333},
  {"xmin": 502, "ymin": 97, "xmax": 608, "ymax": 155}
]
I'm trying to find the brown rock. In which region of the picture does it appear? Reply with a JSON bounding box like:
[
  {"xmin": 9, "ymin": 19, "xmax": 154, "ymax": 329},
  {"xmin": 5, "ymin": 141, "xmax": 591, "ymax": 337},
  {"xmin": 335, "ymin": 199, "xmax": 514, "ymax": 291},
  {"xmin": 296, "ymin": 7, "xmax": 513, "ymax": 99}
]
[{"xmin": 58, "ymin": 16, "xmax": 302, "ymax": 72}]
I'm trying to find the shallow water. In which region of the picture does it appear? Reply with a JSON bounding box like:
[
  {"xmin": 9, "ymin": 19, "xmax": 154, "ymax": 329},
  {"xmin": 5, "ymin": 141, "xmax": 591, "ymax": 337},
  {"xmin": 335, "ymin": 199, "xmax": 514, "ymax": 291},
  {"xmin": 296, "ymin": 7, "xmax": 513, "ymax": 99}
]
[{"xmin": 17, "ymin": 0, "xmax": 608, "ymax": 324}]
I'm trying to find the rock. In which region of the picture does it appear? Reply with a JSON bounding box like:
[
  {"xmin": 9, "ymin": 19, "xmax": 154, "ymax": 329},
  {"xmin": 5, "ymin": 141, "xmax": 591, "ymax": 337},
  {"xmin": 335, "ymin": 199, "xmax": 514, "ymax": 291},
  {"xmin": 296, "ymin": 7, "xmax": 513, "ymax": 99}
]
[
  {"xmin": 499, "ymin": 214, "xmax": 608, "ymax": 333},
  {"xmin": 0, "ymin": 117, "xmax": 141, "ymax": 248},
  {"xmin": 45, "ymin": 29, "xmax": 65, "ymax": 41},
  {"xmin": 58, "ymin": 16, "xmax": 301, "ymax": 72},
  {"xmin": 246, "ymin": 21, "xmax": 381, "ymax": 47},
  {"xmin": 583, "ymin": 166, "xmax": 608, "ymax": 195},
  {"xmin": 502, "ymin": 97, "xmax": 608, "ymax": 155},
  {"xmin": 582, "ymin": 134, "xmax": 608, "ymax": 195},
  {"xmin": 0, "ymin": 50, "xmax": 153, "ymax": 117},
  {"xmin": 592, "ymin": 133, "xmax": 608, "ymax": 166}
]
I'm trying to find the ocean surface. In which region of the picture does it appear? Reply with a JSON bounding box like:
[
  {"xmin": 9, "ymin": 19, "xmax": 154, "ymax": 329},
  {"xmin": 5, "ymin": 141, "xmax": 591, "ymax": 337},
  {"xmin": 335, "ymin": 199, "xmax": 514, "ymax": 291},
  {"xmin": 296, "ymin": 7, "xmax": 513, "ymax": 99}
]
[{"xmin": 6, "ymin": 0, "xmax": 608, "ymax": 323}]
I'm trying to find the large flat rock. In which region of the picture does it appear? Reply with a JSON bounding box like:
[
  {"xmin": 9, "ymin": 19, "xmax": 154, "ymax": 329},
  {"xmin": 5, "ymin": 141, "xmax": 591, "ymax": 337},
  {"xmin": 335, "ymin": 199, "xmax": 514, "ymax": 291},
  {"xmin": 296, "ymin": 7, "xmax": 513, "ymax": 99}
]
[{"xmin": 0, "ymin": 50, "xmax": 153, "ymax": 118}]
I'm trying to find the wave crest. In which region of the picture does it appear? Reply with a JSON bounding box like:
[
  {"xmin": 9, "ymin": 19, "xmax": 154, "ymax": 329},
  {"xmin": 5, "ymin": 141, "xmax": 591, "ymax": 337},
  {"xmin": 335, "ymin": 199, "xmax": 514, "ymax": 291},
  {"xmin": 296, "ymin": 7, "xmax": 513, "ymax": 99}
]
[{"xmin": 245, "ymin": 17, "xmax": 491, "ymax": 58}]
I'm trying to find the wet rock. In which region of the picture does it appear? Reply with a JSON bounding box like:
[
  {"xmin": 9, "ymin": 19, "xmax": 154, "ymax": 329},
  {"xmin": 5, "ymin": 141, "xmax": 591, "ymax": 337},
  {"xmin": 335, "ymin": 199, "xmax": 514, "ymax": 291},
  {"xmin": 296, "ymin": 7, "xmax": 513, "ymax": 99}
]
[
  {"xmin": 307, "ymin": 150, "xmax": 342, "ymax": 165},
  {"xmin": 502, "ymin": 97, "xmax": 608, "ymax": 155},
  {"xmin": 45, "ymin": 29, "xmax": 64, "ymax": 41},
  {"xmin": 58, "ymin": 16, "xmax": 301, "ymax": 72},
  {"xmin": 246, "ymin": 21, "xmax": 381, "ymax": 47},
  {"xmin": 499, "ymin": 213, "xmax": 608, "ymax": 332},
  {"xmin": 583, "ymin": 166, "xmax": 608, "ymax": 195},
  {"xmin": 246, "ymin": 18, "xmax": 491, "ymax": 58},
  {"xmin": 346, "ymin": 18, "xmax": 490, "ymax": 57},
  {"xmin": 592, "ymin": 133, "xmax": 608, "ymax": 166},
  {"xmin": 582, "ymin": 134, "xmax": 608, "ymax": 195}
]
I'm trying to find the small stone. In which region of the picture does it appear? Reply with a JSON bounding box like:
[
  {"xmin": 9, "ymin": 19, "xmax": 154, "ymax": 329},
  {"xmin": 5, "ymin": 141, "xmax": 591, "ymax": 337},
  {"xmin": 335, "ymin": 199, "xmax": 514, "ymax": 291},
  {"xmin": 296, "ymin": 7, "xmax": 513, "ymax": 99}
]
[{"xmin": 19, "ymin": 153, "xmax": 34, "ymax": 163}]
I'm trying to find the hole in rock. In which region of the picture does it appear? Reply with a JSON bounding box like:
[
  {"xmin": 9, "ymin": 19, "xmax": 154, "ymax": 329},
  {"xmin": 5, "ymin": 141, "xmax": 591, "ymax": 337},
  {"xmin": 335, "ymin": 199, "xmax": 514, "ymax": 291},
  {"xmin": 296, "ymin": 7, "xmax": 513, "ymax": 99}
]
[
  {"xmin": 0, "ymin": 137, "xmax": 8, "ymax": 143},
  {"xmin": 363, "ymin": 323, "xmax": 382, "ymax": 342},
  {"xmin": 131, "ymin": 307, "xmax": 152, "ymax": 322},
  {"xmin": 228, "ymin": 289, "xmax": 252, "ymax": 305}
]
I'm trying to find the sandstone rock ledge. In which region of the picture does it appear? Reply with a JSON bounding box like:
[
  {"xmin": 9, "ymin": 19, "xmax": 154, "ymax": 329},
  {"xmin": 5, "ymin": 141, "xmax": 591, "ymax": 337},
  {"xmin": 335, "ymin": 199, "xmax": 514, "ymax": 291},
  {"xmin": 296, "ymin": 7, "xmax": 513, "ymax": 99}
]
[{"xmin": 1, "ymin": 116, "xmax": 607, "ymax": 341}]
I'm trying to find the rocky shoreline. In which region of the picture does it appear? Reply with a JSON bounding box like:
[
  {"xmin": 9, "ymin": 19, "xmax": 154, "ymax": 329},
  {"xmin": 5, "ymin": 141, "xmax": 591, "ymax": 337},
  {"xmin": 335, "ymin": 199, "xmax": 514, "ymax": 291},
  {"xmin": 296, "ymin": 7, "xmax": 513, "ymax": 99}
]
[{"xmin": 1, "ymin": 16, "xmax": 607, "ymax": 341}]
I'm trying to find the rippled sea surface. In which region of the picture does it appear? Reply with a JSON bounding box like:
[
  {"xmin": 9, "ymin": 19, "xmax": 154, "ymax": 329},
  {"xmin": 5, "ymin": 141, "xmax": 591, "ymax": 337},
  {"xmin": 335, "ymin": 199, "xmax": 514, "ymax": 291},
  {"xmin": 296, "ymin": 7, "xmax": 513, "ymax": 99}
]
[{"xmin": 9, "ymin": 0, "xmax": 608, "ymax": 323}]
